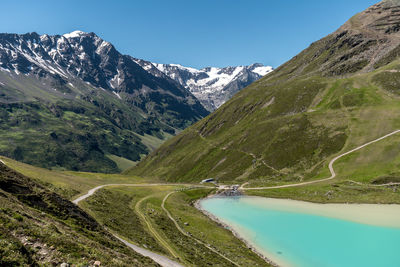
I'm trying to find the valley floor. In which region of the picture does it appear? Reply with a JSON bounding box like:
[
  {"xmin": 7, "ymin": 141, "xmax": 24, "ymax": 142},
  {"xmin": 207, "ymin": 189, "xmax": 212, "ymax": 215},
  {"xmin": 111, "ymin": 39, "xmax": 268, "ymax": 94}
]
[{"xmin": 2, "ymin": 128, "xmax": 400, "ymax": 266}]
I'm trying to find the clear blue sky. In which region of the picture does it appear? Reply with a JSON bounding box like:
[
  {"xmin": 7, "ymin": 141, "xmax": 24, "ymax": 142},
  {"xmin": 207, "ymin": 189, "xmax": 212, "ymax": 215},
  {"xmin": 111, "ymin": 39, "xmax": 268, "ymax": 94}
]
[{"xmin": 0, "ymin": 0, "xmax": 378, "ymax": 68}]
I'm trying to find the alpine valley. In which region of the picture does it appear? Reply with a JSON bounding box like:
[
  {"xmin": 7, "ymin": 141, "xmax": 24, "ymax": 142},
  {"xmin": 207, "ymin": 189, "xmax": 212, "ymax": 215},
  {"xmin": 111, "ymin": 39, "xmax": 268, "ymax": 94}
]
[
  {"xmin": 0, "ymin": 31, "xmax": 270, "ymax": 173},
  {"xmin": 131, "ymin": 0, "xmax": 400, "ymax": 190},
  {"xmin": 3, "ymin": 1, "xmax": 400, "ymax": 267}
]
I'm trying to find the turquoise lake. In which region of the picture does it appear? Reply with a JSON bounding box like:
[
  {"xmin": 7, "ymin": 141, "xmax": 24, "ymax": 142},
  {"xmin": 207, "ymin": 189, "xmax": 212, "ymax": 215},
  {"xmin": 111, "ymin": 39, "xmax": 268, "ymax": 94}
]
[{"xmin": 200, "ymin": 196, "xmax": 400, "ymax": 267}]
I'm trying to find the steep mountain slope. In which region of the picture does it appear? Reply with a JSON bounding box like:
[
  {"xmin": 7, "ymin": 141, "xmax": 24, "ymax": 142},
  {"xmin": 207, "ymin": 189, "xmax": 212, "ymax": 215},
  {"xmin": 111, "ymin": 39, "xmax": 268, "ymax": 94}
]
[
  {"xmin": 130, "ymin": 0, "xmax": 400, "ymax": 184},
  {"xmin": 134, "ymin": 59, "xmax": 273, "ymax": 111},
  {"xmin": 0, "ymin": 162, "xmax": 158, "ymax": 266},
  {"xmin": 0, "ymin": 31, "xmax": 208, "ymax": 172}
]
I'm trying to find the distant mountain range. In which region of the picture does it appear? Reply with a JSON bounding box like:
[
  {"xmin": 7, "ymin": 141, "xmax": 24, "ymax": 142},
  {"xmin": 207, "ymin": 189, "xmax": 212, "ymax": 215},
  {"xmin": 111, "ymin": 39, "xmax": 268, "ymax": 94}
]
[
  {"xmin": 134, "ymin": 59, "xmax": 273, "ymax": 111},
  {"xmin": 0, "ymin": 30, "xmax": 270, "ymax": 172}
]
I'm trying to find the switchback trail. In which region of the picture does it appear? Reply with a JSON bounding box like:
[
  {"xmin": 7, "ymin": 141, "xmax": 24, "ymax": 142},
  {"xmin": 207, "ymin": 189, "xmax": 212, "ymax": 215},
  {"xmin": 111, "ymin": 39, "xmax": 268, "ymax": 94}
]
[{"xmin": 241, "ymin": 129, "xmax": 400, "ymax": 190}]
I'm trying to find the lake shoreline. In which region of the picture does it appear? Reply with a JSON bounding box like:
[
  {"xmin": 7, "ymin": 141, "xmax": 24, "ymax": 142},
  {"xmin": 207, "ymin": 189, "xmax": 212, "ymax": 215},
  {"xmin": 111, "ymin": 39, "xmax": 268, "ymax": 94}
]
[
  {"xmin": 196, "ymin": 193, "xmax": 400, "ymax": 267},
  {"xmin": 238, "ymin": 196, "xmax": 400, "ymax": 228},
  {"xmin": 194, "ymin": 195, "xmax": 280, "ymax": 267}
]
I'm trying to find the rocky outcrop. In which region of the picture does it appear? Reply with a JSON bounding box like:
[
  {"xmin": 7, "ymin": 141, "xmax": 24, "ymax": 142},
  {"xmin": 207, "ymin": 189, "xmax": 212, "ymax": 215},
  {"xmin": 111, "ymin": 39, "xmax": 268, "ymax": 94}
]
[{"xmin": 134, "ymin": 60, "xmax": 273, "ymax": 111}]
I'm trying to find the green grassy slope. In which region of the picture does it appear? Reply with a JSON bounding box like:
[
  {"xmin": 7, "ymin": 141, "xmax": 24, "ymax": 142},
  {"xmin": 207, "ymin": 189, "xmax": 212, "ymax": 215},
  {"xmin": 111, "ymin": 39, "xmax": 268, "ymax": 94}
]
[
  {"xmin": 129, "ymin": 1, "xmax": 400, "ymax": 187},
  {"xmin": 0, "ymin": 31, "xmax": 211, "ymax": 173},
  {"xmin": 0, "ymin": 163, "xmax": 158, "ymax": 266},
  {"xmin": 0, "ymin": 87, "xmax": 153, "ymax": 173},
  {"xmin": 0, "ymin": 157, "xmax": 268, "ymax": 265},
  {"xmin": 0, "ymin": 71, "xmax": 204, "ymax": 173},
  {"xmin": 0, "ymin": 156, "xmax": 155, "ymax": 200},
  {"xmin": 82, "ymin": 186, "xmax": 269, "ymax": 266}
]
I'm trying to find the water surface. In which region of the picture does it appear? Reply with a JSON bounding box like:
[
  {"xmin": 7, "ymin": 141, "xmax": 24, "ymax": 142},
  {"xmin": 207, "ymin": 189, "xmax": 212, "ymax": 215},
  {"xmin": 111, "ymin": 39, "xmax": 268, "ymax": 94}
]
[{"xmin": 200, "ymin": 196, "xmax": 400, "ymax": 267}]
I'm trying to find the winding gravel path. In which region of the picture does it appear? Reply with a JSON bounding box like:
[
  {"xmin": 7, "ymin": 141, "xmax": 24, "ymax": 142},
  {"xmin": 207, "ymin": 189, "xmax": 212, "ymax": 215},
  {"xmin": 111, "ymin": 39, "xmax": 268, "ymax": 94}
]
[
  {"xmin": 242, "ymin": 129, "xmax": 400, "ymax": 190},
  {"xmin": 135, "ymin": 195, "xmax": 180, "ymax": 259},
  {"xmin": 114, "ymin": 235, "xmax": 183, "ymax": 267},
  {"xmin": 73, "ymin": 184, "xmax": 185, "ymax": 267},
  {"xmin": 72, "ymin": 183, "xmax": 211, "ymax": 204}
]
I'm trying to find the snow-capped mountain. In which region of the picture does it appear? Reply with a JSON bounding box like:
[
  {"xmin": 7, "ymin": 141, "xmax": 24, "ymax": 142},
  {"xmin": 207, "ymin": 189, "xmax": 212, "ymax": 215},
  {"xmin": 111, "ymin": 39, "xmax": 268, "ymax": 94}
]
[
  {"xmin": 134, "ymin": 60, "xmax": 273, "ymax": 111},
  {"xmin": 0, "ymin": 31, "xmax": 209, "ymax": 172},
  {"xmin": 0, "ymin": 31, "xmax": 207, "ymax": 119}
]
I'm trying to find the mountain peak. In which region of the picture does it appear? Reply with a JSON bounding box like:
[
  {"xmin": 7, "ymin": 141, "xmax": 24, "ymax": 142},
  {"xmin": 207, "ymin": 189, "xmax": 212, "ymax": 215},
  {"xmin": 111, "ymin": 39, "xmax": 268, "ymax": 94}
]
[
  {"xmin": 142, "ymin": 61, "xmax": 273, "ymax": 111},
  {"xmin": 0, "ymin": 31, "xmax": 209, "ymax": 172},
  {"xmin": 63, "ymin": 30, "xmax": 88, "ymax": 38}
]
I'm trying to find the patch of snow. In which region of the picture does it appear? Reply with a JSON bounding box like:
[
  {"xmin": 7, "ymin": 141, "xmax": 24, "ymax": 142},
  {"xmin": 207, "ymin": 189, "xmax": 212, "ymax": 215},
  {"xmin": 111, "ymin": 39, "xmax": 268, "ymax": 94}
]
[
  {"xmin": 14, "ymin": 46, "xmax": 69, "ymax": 78},
  {"xmin": 154, "ymin": 63, "xmax": 165, "ymax": 73},
  {"xmin": 252, "ymin": 66, "xmax": 273, "ymax": 76},
  {"xmin": 98, "ymin": 41, "xmax": 110, "ymax": 50},
  {"xmin": 0, "ymin": 67, "xmax": 10, "ymax": 73},
  {"xmin": 143, "ymin": 65, "xmax": 152, "ymax": 71},
  {"xmin": 109, "ymin": 69, "xmax": 122, "ymax": 88},
  {"xmin": 154, "ymin": 63, "xmax": 199, "ymax": 74},
  {"xmin": 12, "ymin": 65, "xmax": 20, "ymax": 75},
  {"xmin": 170, "ymin": 63, "xmax": 199, "ymax": 73},
  {"xmin": 107, "ymin": 79, "xmax": 115, "ymax": 89},
  {"xmin": 78, "ymin": 53, "xmax": 86, "ymax": 60},
  {"xmin": 63, "ymin": 30, "xmax": 87, "ymax": 39},
  {"xmin": 113, "ymin": 91, "xmax": 122, "ymax": 99},
  {"xmin": 39, "ymin": 34, "xmax": 49, "ymax": 42},
  {"xmin": 141, "ymin": 62, "xmax": 154, "ymax": 71},
  {"xmin": 57, "ymin": 37, "xmax": 66, "ymax": 46}
]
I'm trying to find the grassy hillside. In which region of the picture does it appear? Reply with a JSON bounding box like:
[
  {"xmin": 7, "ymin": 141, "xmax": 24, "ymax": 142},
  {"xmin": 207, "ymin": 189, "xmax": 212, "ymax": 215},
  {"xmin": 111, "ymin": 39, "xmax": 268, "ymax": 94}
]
[
  {"xmin": 0, "ymin": 84, "xmax": 173, "ymax": 173},
  {"xmin": 129, "ymin": 1, "xmax": 400, "ymax": 188},
  {"xmin": 0, "ymin": 162, "xmax": 158, "ymax": 266},
  {"xmin": 0, "ymin": 158, "xmax": 268, "ymax": 265},
  {"xmin": 81, "ymin": 186, "xmax": 269, "ymax": 266},
  {"xmin": 0, "ymin": 31, "xmax": 209, "ymax": 173},
  {"xmin": 0, "ymin": 156, "xmax": 154, "ymax": 200}
]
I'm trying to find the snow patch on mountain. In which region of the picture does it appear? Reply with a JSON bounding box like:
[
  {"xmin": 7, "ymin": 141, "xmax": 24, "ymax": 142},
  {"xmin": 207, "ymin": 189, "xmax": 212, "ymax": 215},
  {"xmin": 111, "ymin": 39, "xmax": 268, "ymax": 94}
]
[
  {"xmin": 63, "ymin": 31, "xmax": 87, "ymax": 39},
  {"xmin": 252, "ymin": 65, "xmax": 273, "ymax": 76},
  {"xmin": 149, "ymin": 62, "xmax": 273, "ymax": 111}
]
